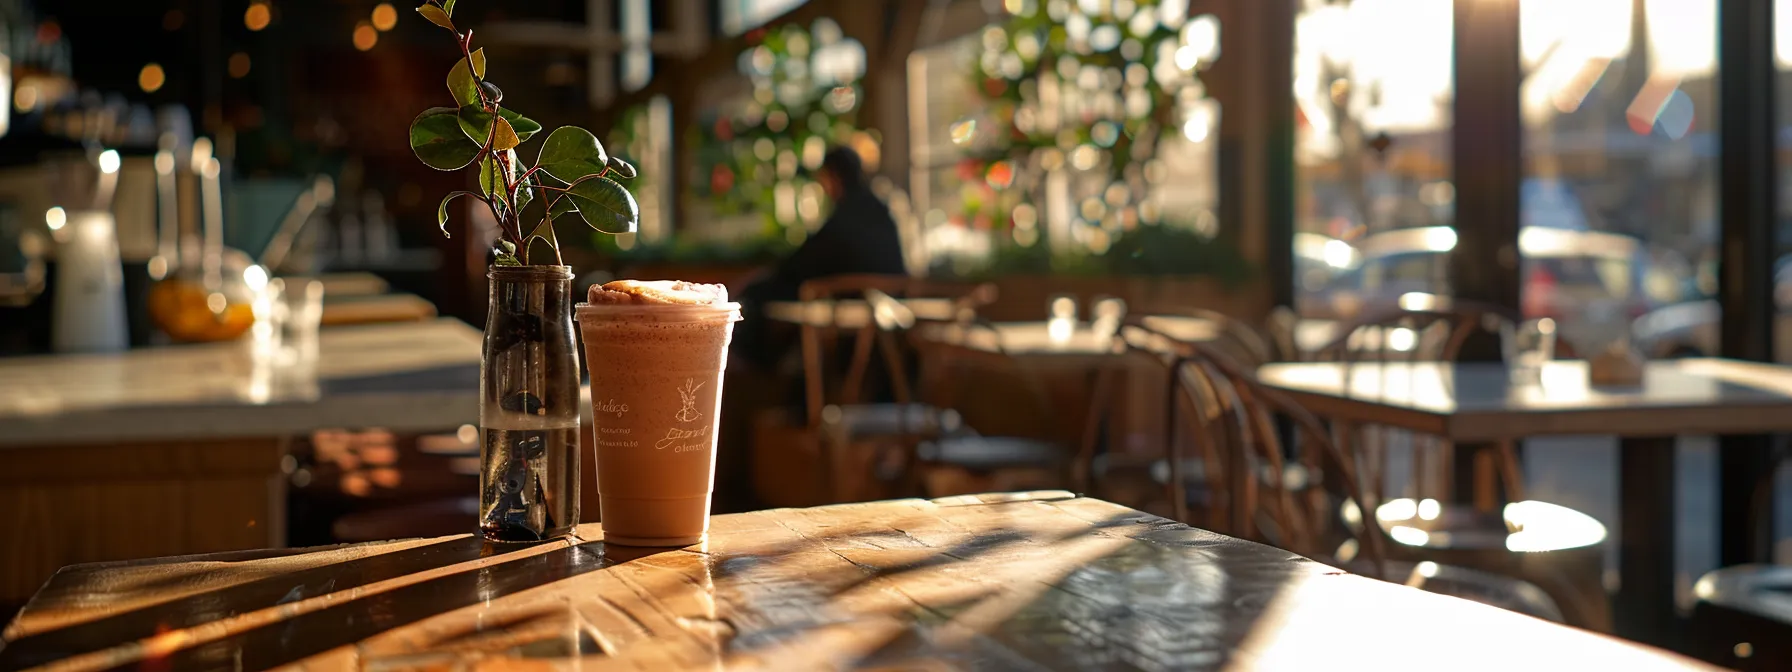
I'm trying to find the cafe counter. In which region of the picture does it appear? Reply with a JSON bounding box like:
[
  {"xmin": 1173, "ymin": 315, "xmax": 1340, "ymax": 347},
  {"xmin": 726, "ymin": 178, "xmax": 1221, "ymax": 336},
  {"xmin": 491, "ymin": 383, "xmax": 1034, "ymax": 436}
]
[{"xmin": 0, "ymin": 319, "xmax": 484, "ymax": 605}]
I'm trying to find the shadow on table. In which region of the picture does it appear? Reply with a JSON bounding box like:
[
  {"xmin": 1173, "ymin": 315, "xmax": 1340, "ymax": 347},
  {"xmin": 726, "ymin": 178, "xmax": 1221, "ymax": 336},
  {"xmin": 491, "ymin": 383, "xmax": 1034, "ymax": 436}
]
[{"xmin": 0, "ymin": 501, "xmax": 1319, "ymax": 671}]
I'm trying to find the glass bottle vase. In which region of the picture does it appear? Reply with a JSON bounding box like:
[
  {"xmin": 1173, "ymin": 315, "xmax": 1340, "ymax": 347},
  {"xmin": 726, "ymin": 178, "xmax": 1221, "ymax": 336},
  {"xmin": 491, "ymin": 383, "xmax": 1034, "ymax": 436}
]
[{"xmin": 479, "ymin": 265, "xmax": 581, "ymax": 542}]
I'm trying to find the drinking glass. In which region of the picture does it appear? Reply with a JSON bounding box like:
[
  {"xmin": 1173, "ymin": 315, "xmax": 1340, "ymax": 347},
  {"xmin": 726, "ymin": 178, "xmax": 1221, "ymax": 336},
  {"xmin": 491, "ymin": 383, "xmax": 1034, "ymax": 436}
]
[{"xmin": 1502, "ymin": 317, "xmax": 1557, "ymax": 385}]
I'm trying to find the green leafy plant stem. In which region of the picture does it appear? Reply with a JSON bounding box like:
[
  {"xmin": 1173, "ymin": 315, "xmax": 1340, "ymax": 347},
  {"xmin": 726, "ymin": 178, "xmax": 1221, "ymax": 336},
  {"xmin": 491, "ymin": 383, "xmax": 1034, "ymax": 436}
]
[{"xmin": 412, "ymin": 0, "xmax": 639, "ymax": 266}]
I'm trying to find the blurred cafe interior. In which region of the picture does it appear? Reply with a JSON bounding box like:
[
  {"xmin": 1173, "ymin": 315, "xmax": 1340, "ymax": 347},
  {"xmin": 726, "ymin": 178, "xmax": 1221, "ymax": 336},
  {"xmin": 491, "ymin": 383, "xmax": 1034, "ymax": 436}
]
[{"xmin": 11, "ymin": 0, "xmax": 1792, "ymax": 668}]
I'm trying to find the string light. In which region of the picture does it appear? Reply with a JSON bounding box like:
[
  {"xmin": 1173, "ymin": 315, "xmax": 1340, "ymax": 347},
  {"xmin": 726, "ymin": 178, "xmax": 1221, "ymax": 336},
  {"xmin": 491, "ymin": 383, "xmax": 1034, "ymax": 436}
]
[
  {"xmin": 138, "ymin": 63, "xmax": 166, "ymax": 93},
  {"xmin": 229, "ymin": 52, "xmax": 251, "ymax": 78}
]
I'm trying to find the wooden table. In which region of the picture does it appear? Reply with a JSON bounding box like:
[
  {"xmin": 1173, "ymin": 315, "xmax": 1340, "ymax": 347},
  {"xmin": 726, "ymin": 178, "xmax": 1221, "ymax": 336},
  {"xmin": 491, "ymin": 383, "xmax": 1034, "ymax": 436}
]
[
  {"xmin": 0, "ymin": 492, "xmax": 1708, "ymax": 671},
  {"xmin": 764, "ymin": 298, "xmax": 958, "ymax": 328},
  {"xmin": 1256, "ymin": 358, "xmax": 1792, "ymax": 644},
  {"xmin": 917, "ymin": 317, "xmax": 1338, "ymax": 356},
  {"xmin": 319, "ymin": 292, "xmax": 439, "ymax": 326}
]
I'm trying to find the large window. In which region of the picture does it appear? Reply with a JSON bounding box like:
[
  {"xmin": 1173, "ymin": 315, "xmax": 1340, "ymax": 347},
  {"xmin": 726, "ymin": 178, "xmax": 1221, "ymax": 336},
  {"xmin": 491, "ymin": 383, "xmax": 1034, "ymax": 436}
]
[
  {"xmin": 1521, "ymin": 0, "xmax": 1718, "ymax": 359},
  {"xmin": 720, "ymin": 0, "xmax": 808, "ymax": 36},
  {"xmin": 908, "ymin": 1, "xmax": 1224, "ymax": 277},
  {"xmin": 1291, "ymin": 0, "xmax": 1454, "ymax": 321}
]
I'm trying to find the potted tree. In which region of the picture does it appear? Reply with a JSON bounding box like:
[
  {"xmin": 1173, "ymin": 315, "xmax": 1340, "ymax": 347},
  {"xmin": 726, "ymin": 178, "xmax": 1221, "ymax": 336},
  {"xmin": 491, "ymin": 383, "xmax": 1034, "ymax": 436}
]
[{"xmin": 409, "ymin": 0, "xmax": 639, "ymax": 542}]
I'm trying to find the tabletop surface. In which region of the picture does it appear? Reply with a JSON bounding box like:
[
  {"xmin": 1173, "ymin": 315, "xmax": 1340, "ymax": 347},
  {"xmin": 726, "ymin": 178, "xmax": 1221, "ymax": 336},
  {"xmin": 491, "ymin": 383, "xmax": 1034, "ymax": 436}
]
[
  {"xmin": 763, "ymin": 298, "xmax": 958, "ymax": 327},
  {"xmin": 918, "ymin": 317, "xmax": 1338, "ymax": 356},
  {"xmin": 0, "ymin": 492, "xmax": 1707, "ymax": 671},
  {"xmin": 1256, "ymin": 358, "xmax": 1792, "ymax": 439},
  {"xmin": 0, "ymin": 318, "xmax": 482, "ymax": 446}
]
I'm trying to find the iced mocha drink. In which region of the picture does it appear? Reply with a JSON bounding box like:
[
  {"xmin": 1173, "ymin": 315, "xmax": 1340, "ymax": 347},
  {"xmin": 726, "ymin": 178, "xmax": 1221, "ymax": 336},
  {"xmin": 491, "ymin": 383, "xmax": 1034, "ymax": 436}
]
[{"xmin": 576, "ymin": 280, "xmax": 739, "ymax": 546}]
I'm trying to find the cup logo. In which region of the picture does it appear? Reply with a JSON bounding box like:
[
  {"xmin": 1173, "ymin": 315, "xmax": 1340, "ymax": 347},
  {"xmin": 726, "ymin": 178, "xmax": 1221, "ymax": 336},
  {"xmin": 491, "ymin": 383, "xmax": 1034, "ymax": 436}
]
[{"xmin": 674, "ymin": 378, "xmax": 705, "ymax": 424}]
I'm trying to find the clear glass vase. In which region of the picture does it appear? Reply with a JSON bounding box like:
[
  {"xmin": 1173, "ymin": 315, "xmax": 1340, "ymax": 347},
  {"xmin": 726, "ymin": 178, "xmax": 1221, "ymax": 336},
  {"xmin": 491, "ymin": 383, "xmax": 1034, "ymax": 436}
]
[{"xmin": 479, "ymin": 265, "xmax": 581, "ymax": 542}]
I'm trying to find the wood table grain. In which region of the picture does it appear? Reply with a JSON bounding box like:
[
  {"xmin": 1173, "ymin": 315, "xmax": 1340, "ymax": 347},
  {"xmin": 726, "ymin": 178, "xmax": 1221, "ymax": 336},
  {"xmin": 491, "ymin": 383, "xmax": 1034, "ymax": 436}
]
[{"xmin": 0, "ymin": 492, "xmax": 1708, "ymax": 671}]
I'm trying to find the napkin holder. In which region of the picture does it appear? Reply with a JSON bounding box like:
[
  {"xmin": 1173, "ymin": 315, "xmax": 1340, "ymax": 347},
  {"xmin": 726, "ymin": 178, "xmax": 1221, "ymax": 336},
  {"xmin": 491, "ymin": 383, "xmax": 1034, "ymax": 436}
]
[{"xmin": 1588, "ymin": 341, "xmax": 1645, "ymax": 387}]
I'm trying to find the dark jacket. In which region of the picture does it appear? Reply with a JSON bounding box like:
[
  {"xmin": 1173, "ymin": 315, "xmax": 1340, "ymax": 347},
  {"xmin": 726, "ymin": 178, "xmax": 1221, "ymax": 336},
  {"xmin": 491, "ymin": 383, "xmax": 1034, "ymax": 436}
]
[
  {"xmin": 764, "ymin": 185, "xmax": 906, "ymax": 299},
  {"xmin": 734, "ymin": 185, "xmax": 905, "ymax": 369}
]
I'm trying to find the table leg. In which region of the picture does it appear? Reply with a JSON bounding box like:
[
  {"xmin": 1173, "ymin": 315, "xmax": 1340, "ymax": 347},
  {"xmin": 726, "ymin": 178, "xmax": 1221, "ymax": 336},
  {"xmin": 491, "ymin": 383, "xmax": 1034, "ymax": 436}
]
[
  {"xmin": 1616, "ymin": 436, "xmax": 1677, "ymax": 647},
  {"xmin": 1718, "ymin": 434, "xmax": 1774, "ymax": 567}
]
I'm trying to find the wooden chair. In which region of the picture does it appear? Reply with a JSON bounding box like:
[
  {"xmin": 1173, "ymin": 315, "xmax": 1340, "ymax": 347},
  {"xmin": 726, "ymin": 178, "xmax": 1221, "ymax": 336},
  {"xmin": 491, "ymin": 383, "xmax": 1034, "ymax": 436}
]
[
  {"xmin": 1155, "ymin": 322, "xmax": 1611, "ymax": 631},
  {"xmin": 1263, "ymin": 305, "xmax": 1304, "ymax": 362},
  {"xmin": 1689, "ymin": 565, "xmax": 1792, "ymax": 670},
  {"xmin": 1120, "ymin": 328, "xmax": 1570, "ymax": 625},
  {"xmin": 793, "ymin": 275, "xmax": 1002, "ymax": 501},
  {"xmin": 895, "ymin": 298, "xmax": 1071, "ymax": 498},
  {"xmin": 1075, "ymin": 310, "xmax": 1304, "ymax": 537},
  {"xmin": 1313, "ymin": 301, "xmax": 1527, "ymax": 512},
  {"xmin": 1079, "ymin": 311, "xmax": 1287, "ymax": 534}
]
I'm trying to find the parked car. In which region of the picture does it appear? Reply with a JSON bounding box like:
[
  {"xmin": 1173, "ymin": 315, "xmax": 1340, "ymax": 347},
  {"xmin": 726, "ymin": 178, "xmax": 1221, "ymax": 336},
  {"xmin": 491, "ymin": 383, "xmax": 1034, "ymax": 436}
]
[
  {"xmin": 1292, "ymin": 231, "xmax": 1361, "ymax": 318},
  {"xmin": 1631, "ymin": 254, "xmax": 1792, "ymax": 359},
  {"xmin": 1309, "ymin": 225, "xmax": 1654, "ymax": 354}
]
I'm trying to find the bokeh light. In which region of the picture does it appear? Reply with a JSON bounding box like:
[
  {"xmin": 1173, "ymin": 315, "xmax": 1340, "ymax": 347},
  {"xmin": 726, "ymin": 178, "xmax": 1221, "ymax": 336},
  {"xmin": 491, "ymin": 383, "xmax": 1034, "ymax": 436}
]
[
  {"xmin": 353, "ymin": 21, "xmax": 378, "ymax": 51},
  {"xmin": 138, "ymin": 63, "xmax": 166, "ymax": 93},
  {"xmin": 228, "ymin": 52, "xmax": 251, "ymax": 79},
  {"xmin": 244, "ymin": 2, "xmax": 271, "ymax": 31},
  {"xmin": 371, "ymin": 3, "xmax": 398, "ymax": 32}
]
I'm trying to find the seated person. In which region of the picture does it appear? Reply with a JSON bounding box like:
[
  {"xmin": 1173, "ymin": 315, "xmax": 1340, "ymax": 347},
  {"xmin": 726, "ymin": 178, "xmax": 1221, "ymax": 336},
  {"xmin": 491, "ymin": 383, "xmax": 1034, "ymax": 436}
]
[{"xmin": 732, "ymin": 146, "xmax": 906, "ymax": 371}]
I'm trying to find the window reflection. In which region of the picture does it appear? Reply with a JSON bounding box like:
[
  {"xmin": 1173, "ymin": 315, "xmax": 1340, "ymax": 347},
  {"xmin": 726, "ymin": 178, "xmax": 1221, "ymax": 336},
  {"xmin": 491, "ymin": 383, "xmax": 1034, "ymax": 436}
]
[
  {"xmin": 1292, "ymin": 0, "xmax": 1453, "ymax": 321},
  {"xmin": 1522, "ymin": 0, "xmax": 1718, "ymax": 358}
]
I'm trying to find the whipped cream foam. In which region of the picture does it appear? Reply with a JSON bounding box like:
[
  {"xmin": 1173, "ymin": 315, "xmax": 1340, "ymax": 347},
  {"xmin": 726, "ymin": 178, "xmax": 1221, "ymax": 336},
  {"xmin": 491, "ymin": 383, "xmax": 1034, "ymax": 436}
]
[{"xmin": 587, "ymin": 280, "xmax": 730, "ymax": 306}]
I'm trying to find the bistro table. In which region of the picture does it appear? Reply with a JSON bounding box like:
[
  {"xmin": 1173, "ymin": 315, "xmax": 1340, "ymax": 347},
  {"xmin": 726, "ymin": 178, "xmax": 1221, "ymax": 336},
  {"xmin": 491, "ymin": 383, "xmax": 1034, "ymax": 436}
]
[
  {"xmin": 764, "ymin": 298, "xmax": 959, "ymax": 328},
  {"xmin": 0, "ymin": 491, "xmax": 1708, "ymax": 671},
  {"xmin": 915, "ymin": 317, "xmax": 1338, "ymax": 357},
  {"xmin": 1256, "ymin": 358, "xmax": 1792, "ymax": 644}
]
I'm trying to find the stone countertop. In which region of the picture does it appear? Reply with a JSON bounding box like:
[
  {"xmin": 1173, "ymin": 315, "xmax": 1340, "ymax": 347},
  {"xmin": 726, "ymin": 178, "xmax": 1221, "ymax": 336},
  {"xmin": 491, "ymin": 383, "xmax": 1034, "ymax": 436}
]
[{"xmin": 0, "ymin": 319, "xmax": 484, "ymax": 447}]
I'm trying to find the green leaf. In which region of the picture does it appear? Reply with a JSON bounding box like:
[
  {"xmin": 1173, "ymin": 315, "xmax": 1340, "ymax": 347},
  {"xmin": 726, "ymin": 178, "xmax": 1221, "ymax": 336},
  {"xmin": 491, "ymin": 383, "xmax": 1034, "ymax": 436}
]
[
  {"xmin": 478, "ymin": 154, "xmax": 500, "ymax": 199},
  {"xmin": 514, "ymin": 175, "xmax": 534, "ymax": 214},
  {"xmin": 606, "ymin": 156, "xmax": 638, "ymax": 179},
  {"xmin": 499, "ymin": 108, "xmax": 541, "ymax": 143},
  {"xmin": 442, "ymin": 0, "xmax": 457, "ymax": 17},
  {"xmin": 409, "ymin": 107, "xmax": 481, "ymax": 170},
  {"xmin": 417, "ymin": 4, "xmax": 455, "ymax": 31},
  {"xmin": 494, "ymin": 239, "xmax": 520, "ymax": 266},
  {"xmin": 491, "ymin": 117, "xmax": 521, "ymax": 151},
  {"xmin": 479, "ymin": 149, "xmax": 518, "ymax": 204},
  {"xmin": 457, "ymin": 105, "xmax": 495, "ymax": 143},
  {"xmin": 536, "ymin": 126, "xmax": 610, "ymax": 183},
  {"xmin": 435, "ymin": 190, "xmax": 481, "ymax": 237},
  {"xmin": 565, "ymin": 176, "xmax": 639, "ymax": 234},
  {"xmin": 446, "ymin": 48, "xmax": 486, "ymax": 107}
]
